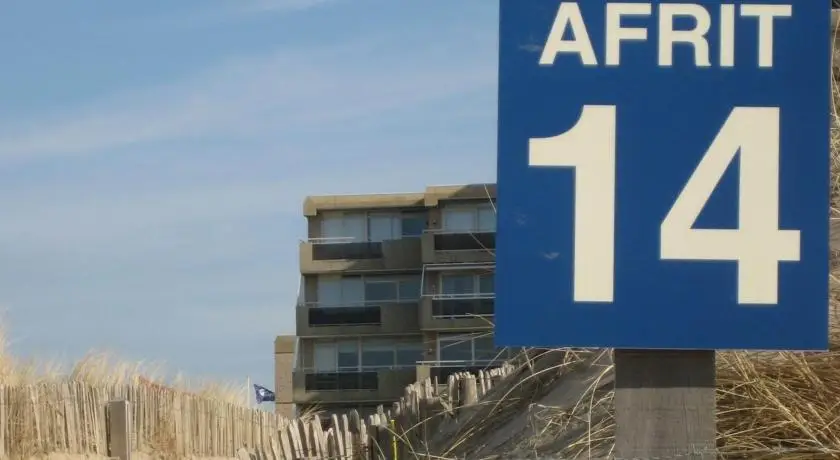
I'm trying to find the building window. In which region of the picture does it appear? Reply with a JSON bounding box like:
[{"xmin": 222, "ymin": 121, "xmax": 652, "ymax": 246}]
[
  {"xmin": 317, "ymin": 277, "xmax": 364, "ymax": 307},
  {"xmin": 439, "ymin": 273, "xmax": 495, "ymax": 297},
  {"xmin": 368, "ymin": 214, "xmax": 400, "ymax": 242},
  {"xmin": 437, "ymin": 333, "xmax": 503, "ymax": 365},
  {"xmin": 477, "ymin": 206, "xmax": 496, "ymax": 232},
  {"xmin": 321, "ymin": 213, "xmax": 366, "ymax": 241},
  {"xmin": 364, "ymin": 279, "xmax": 398, "ymax": 302},
  {"xmin": 478, "ymin": 274, "xmax": 494, "ymax": 294},
  {"xmin": 398, "ymin": 278, "xmax": 422, "ymax": 300},
  {"xmin": 362, "ymin": 275, "xmax": 422, "ymax": 303},
  {"xmin": 361, "ymin": 340, "xmax": 396, "ymax": 369},
  {"xmin": 318, "ymin": 211, "xmax": 425, "ymax": 242},
  {"xmin": 441, "ymin": 203, "xmax": 496, "ymax": 233},
  {"xmin": 441, "ymin": 274, "xmax": 475, "ymax": 295},
  {"xmin": 442, "ymin": 208, "xmax": 475, "ymax": 232},
  {"xmin": 310, "ymin": 338, "xmax": 423, "ymax": 371},
  {"xmin": 314, "ymin": 342, "xmax": 337, "ymax": 371},
  {"xmin": 401, "ymin": 213, "xmax": 426, "ymax": 237},
  {"xmin": 337, "ymin": 341, "xmax": 359, "ymax": 371},
  {"xmin": 395, "ymin": 343, "xmax": 424, "ymax": 366},
  {"xmin": 317, "ymin": 275, "xmax": 421, "ymax": 306}
]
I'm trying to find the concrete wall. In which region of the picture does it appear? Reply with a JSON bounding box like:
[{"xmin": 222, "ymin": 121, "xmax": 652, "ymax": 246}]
[
  {"xmin": 273, "ymin": 336, "xmax": 295, "ymax": 418},
  {"xmin": 299, "ymin": 238, "xmax": 423, "ymax": 274}
]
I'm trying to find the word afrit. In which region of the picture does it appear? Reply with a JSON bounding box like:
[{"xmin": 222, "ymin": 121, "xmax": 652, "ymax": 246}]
[{"xmin": 540, "ymin": 2, "xmax": 792, "ymax": 68}]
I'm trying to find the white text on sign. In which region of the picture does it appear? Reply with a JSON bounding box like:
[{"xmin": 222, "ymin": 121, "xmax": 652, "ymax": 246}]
[
  {"xmin": 539, "ymin": 3, "xmax": 792, "ymax": 68},
  {"xmin": 528, "ymin": 106, "xmax": 799, "ymax": 305}
]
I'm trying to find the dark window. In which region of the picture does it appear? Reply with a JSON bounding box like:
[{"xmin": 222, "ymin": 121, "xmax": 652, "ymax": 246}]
[
  {"xmin": 401, "ymin": 214, "xmax": 426, "ymax": 237},
  {"xmin": 304, "ymin": 372, "xmax": 378, "ymax": 391},
  {"xmin": 312, "ymin": 242, "xmax": 383, "ymax": 260},
  {"xmin": 433, "ymin": 232, "xmax": 496, "ymax": 251},
  {"xmin": 364, "ymin": 281, "xmax": 398, "ymax": 302},
  {"xmin": 308, "ymin": 306, "xmax": 381, "ymax": 326},
  {"xmin": 398, "ymin": 278, "xmax": 422, "ymax": 300},
  {"xmin": 337, "ymin": 343, "xmax": 358, "ymax": 369},
  {"xmin": 396, "ymin": 346, "xmax": 423, "ymax": 366},
  {"xmin": 361, "ymin": 345, "xmax": 395, "ymax": 368},
  {"xmin": 479, "ymin": 274, "xmax": 494, "ymax": 294},
  {"xmin": 439, "ymin": 338, "xmax": 473, "ymax": 362}
]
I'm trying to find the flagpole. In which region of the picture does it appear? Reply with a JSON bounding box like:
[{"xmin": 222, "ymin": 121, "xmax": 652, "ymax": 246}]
[{"xmin": 246, "ymin": 376, "xmax": 252, "ymax": 408}]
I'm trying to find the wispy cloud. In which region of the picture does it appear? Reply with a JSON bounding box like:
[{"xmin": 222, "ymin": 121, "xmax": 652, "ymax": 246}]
[
  {"xmin": 144, "ymin": 0, "xmax": 341, "ymax": 32},
  {"xmin": 241, "ymin": 0, "xmax": 337, "ymax": 13},
  {"xmin": 0, "ymin": 38, "xmax": 494, "ymax": 166}
]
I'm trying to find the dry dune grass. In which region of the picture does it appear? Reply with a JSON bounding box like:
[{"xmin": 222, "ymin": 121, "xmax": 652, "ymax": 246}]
[{"xmin": 0, "ymin": 321, "xmax": 249, "ymax": 406}]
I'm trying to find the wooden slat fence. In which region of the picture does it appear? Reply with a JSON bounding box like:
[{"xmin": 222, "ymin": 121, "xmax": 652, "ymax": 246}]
[{"xmin": 0, "ymin": 364, "xmax": 514, "ymax": 460}]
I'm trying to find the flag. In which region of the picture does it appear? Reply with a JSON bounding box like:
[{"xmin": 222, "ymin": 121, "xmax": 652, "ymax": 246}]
[{"xmin": 253, "ymin": 384, "xmax": 275, "ymax": 404}]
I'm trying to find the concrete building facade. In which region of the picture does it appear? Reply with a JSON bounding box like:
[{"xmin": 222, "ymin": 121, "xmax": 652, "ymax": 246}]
[{"xmin": 275, "ymin": 183, "xmax": 509, "ymax": 416}]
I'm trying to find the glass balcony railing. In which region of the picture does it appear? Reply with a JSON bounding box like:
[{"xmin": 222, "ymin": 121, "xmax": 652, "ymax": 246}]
[
  {"xmin": 427, "ymin": 229, "xmax": 496, "ymax": 251},
  {"xmin": 430, "ymin": 295, "xmax": 495, "ymax": 318},
  {"xmin": 303, "ymin": 303, "xmax": 382, "ymax": 327},
  {"xmin": 303, "ymin": 371, "xmax": 379, "ymax": 391},
  {"xmin": 308, "ymin": 237, "xmax": 383, "ymax": 260}
]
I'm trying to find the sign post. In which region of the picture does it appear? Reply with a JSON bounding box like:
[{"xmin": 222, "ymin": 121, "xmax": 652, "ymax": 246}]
[{"xmin": 495, "ymin": 1, "xmax": 831, "ymax": 458}]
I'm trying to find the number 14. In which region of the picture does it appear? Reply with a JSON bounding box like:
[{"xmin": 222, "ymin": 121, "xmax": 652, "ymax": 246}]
[{"xmin": 529, "ymin": 106, "xmax": 800, "ymax": 305}]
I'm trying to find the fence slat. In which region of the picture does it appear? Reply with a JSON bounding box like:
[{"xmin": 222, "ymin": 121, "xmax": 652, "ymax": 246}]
[{"xmin": 0, "ymin": 361, "xmax": 514, "ymax": 460}]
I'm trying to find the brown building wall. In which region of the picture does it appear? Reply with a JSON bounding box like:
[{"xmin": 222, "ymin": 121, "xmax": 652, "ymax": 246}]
[{"xmin": 273, "ymin": 336, "xmax": 296, "ymax": 418}]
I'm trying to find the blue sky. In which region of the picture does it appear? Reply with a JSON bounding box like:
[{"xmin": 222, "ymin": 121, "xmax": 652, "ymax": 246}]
[{"xmin": 0, "ymin": 0, "xmax": 498, "ymax": 391}]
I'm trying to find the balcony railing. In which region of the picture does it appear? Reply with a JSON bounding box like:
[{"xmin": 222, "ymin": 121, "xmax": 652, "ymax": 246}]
[
  {"xmin": 309, "ymin": 237, "xmax": 383, "ymax": 260},
  {"xmin": 302, "ymin": 302, "xmax": 383, "ymax": 327},
  {"xmin": 427, "ymin": 229, "xmax": 496, "ymax": 251},
  {"xmin": 303, "ymin": 371, "xmax": 379, "ymax": 391},
  {"xmin": 431, "ymin": 294, "xmax": 495, "ymax": 318}
]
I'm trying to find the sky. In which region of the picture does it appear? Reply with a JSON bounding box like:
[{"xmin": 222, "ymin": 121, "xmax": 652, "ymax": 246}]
[{"xmin": 0, "ymin": 0, "xmax": 498, "ymax": 394}]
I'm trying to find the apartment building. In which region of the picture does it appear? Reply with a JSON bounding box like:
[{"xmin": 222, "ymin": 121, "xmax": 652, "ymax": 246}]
[{"xmin": 275, "ymin": 183, "xmax": 510, "ymax": 417}]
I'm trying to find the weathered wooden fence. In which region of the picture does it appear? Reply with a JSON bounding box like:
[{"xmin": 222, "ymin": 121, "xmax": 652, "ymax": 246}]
[{"xmin": 0, "ymin": 364, "xmax": 514, "ymax": 460}]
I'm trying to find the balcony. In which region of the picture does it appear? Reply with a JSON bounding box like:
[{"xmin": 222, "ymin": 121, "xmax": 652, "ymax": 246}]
[
  {"xmin": 296, "ymin": 301, "xmax": 420, "ymax": 337},
  {"xmin": 300, "ymin": 237, "xmax": 422, "ymax": 274},
  {"xmin": 313, "ymin": 241, "xmax": 383, "ymax": 260},
  {"xmin": 292, "ymin": 367, "xmax": 418, "ymax": 404},
  {"xmin": 420, "ymin": 294, "xmax": 495, "ymax": 331},
  {"xmin": 304, "ymin": 371, "xmax": 379, "ymax": 391},
  {"xmin": 421, "ymin": 230, "xmax": 496, "ymax": 264}
]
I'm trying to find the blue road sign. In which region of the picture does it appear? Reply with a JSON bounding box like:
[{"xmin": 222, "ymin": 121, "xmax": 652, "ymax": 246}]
[{"xmin": 495, "ymin": 0, "xmax": 831, "ymax": 351}]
